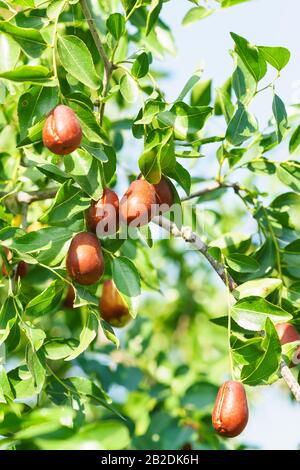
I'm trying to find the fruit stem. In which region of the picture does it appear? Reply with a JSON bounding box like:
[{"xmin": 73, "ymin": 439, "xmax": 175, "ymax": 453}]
[{"xmin": 222, "ymin": 254, "xmax": 235, "ymax": 381}]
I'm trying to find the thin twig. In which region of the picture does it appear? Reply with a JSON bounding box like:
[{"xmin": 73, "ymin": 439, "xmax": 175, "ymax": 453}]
[
  {"xmin": 280, "ymin": 360, "xmax": 300, "ymax": 403},
  {"xmin": 152, "ymin": 214, "xmax": 237, "ymax": 290},
  {"xmin": 182, "ymin": 181, "xmax": 247, "ymax": 202},
  {"xmin": 16, "ymin": 189, "xmax": 57, "ymax": 204}
]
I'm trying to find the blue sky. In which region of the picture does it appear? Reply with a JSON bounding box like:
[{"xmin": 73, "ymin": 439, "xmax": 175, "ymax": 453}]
[{"xmin": 158, "ymin": 0, "xmax": 300, "ymax": 450}]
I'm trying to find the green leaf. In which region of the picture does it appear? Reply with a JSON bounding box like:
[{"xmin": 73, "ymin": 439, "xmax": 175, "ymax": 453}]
[
  {"xmin": 8, "ymin": 366, "xmax": 36, "ymax": 399},
  {"xmin": 231, "ymin": 335, "xmax": 263, "ymax": 366},
  {"xmin": 210, "ymin": 232, "xmax": 251, "ymax": 255},
  {"xmin": 35, "ymin": 420, "xmax": 129, "ymax": 450},
  {"xmin": 40, "ymin": 180, "xmax": 90, "ymax": 225},
  {"xmin": 106, "ymin": 13, "xmax": 125, "ymax": 40},
  {"xmin": 25, "ymin": 152, "xmax": 69, "ymax": 182},
  {"xmin": 226, "ymin": 102, "xmax": 258, "ymax": 146},
  {"xmin": 18, "ymin": 86, "xmax": 59, "ymax": 140},
  {"xmin": 277, "ymin": 161, "xmax": 300, "ymax": 193},
  {"xmin": 26, "ymin": 347, "xmax": 45, "ymax": 393},
  {"xmin": 157, "ymin": 102, "xmax": 213, "ymax": 140},
  {"xmin": 47, "ymin": 0, "xmax": 66, "ymax": 19},
  {"xmin": 182, "ymin": 6, "xmax": 213, "ymax": 26},
  {"xmin": 167, "ymin": 161, "xmax": 191, "ymax": 195},
  {"xmin": 0, "ymin": 33, "xmax": 20, "ymax": 72},
  {"xmin": 99, "ymin": 320, "xmax": 120, "ymax": 348},
  {"xmin": 226, "ymin": 254, "xmax": 259, "ymax": 273},
  {"xmin": 289, "ymin": 125, "xmax": 300, "ymax": 154},
  {"xmin": 241, "ymin": 318, "xmax": 281, "ymax": 385},
  {"xmin": 44, "ymin": 338, "xmax": 79, "ymax": 360},
  {"xmin": 231, "ymin": 296, "xmax": 292, "ymax": 331},
  {"xmin": 0, "ymin": 21, "xmax": 46, "ymax": 58},
  {"xmin": 176, "ymin": 68, "xmax": 202, "ymax": 102},
  {"xmin": 73, "ymin": 283, "xmax": 99, "ymax": 308},
  {"xmin": 215, "ymin": 86, "xmax": 234, "ymax": 123},
  {"xmin": 233, "ymin": 278, "xmax": 282, "ymax": 300},
  {"xmin": 65, "ymin": 310, "xmax": 99, "ymax": 361},
  {"xmin": 258, "ymin": 46, "xmax": 290, "ymax": 71},
  {"xmin": 221, "ymin": 0, "xmax": 250, "ymax": 6},
  {"xmin": 112, "ymin": 257, "xmax": 141, "ymax": 297},
  {"xmin": 282, "ymin": 240, "xmax": 300, "ymax": 278},
  {"xmin": 68, "ymin": 98, "xmax": 108, "ymax": 143},
  {"xmin": 21, "ymin": 322, "xmax": 46, "ymax": 350},
  {"xmin": 175, "ymin": 149, "xmax": 204, "ymax": 159},
  {"xmin": 232, "ymin": 54, "xmax": 256, "ymax": 105},
  {"xmin": 272, "ymin": 94, "xmax": 289, "ymax": 143},
  {"xmin": 120, "ymin": 73, "xmax": 139, "ymax": 103},
  {"xmin": 81, "ymin": 141, "xmax": 109, "ymax": 162},
  {"xmin": 139, "ymin": 150, "xmax": 161, "ymax": 184},
  {"xmin": 57, "ymin": 36, "xmax": 100, "ymax": 90},
  {"xmin": 49, "ymin": 376, "xmax": 111, "ymax": 405},
  {"xmin": 0, "ymin": 65, "xmax": 54, "ymax": 85},
  {"xmin": 25, "ymin": 280, "xmax": 65, "ymax": 317},
  {"xmin": 230, "ymin": 32, "xmax": 267, "ymax": 82},
  {"xmin": 191, "ymin": 79, "xmax": 212, "ymax": 106},
  {"xmin": 135, "ymin": 100, "xmax": 166, "ymax": 125},
  {"xmin": 10, "ymin": 227, "xmax": 73, "ymax": 253},
  {"xmin": 0, "ymin": 296, "xmax": 21, "ymax": 345},
  {"xmin": 64, "ymin": 149, "xmax": 103, "ymax": 200},
  {"xmin": 132, "ymin": 52, "xmax": 149, "ymax": 79},
  {"xmin": 146, "ymin": 0, "xmax": 163, "ymax": 36},
  {"xmin": 0, "ymin": 366, "xmax": 13, "ymax": 403}
]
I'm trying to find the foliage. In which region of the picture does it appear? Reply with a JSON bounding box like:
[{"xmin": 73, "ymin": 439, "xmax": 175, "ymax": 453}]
[{"xmin": 0, "ymin": 0, "xmax": 299, "ymax": 451}]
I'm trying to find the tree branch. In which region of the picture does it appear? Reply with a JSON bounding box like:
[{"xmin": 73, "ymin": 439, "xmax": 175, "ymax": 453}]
[
  {"xmin": 16, "ymin": 189, "xmax": 57, "ymax": 204},
  {"xmin": 153, "ymin": 214, "xmax": 300, "ymax": 403},
  {"xmin": 181, "ymin": 181, "xmax": 246, "ymax": 202},
  {"xmin": 280, "ymin": 360, "xmax": 300, "ymax": 402},
  {"xmin": 79, "ymin": 0, "xmax": 113, "ymax": 125},
  {"xmin": 152, "ymin": 214, "xmax": 237, "ymax": 290}
]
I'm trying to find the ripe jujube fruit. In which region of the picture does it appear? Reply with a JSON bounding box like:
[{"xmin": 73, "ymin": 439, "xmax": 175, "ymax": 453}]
[
  {"xmin": 86, "ymin": 188, "xmax": 119, "ymax": 236},
  {"xmin": 212, "ymin": 380, "xmax": 248, "ymax": 438},
  {"xmin": 120, "ymin": 179, "xmax": 157, "ymax": 227},
  {"xmin": 275, "ymin": 323, "xmax": 300, "ymax": 367},
  {"xmin": 1, "ymin": 247, "xmax": 27, "ymax": 279},
  {"xmin": 15, "ymin": 261, "xmax": 28, "ymax": 280},
  {"xmin": 42, "ymin": 105, "xmax": 82, "ymax": 155},
  {"xmin": 99, "ymin": 280, "xmax": 131, "ymax": 327},
  {"xmin": 66, "ymin": 232, "xmax": 104, "ymax": 285},
  {"xmin": 64, "ymin": 285, "xmax": 76, "ymax": 309},
  {"xmin": 153, "ymin": 177, "xmax": 173, "ymax": 213}
]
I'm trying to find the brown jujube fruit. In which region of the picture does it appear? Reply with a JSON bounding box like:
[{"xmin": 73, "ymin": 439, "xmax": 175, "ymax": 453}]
[
  {"xmin": 212, "ymin": 380, "xmax": 248, "ymax": 438},
  {"xmin": 275, "ymin": 323, "xmax": 300, "ymax": 367},
  {"xmin": 99, "ymin": 280, "xmax": 131, "ymax": 328},
  {"xmin": 64, "ymin": 285, "xmax": 76, "ymax": 309},
  {"xmin": 1, "ymin": 247, "xmax": 27, "ymax": 279},
  {"xmin": 154, "ymin": 177, "xmax": 173, "ymax": 212},
  {"xmin": 86, "ymin": 188, "xmax": 119, "ymax": 235},
  {"xmin": 66, "ymin": 232, "xmax": 104, "ymax": 285},
  {"xmin": 119, "ymin": 179, "xmax": 157, "ymax": 227},
  {"xmin": 42, "ymin": 105, "xmax": 82, "ymax": 155},
  {"xmin": 15, "ymin": 261, "xmax": 28, "ymax": 280}
]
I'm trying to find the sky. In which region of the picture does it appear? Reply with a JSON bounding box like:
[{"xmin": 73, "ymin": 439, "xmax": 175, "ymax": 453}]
[{"xmin": 158, "ymin": 0, "xmax": 300, "ymax": 451}]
